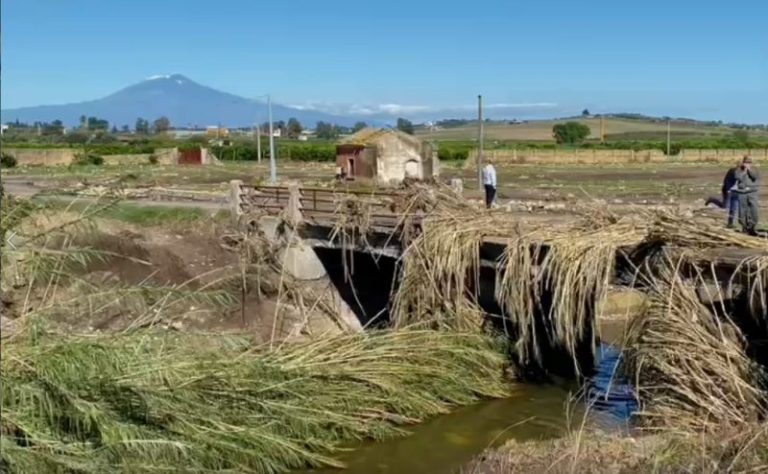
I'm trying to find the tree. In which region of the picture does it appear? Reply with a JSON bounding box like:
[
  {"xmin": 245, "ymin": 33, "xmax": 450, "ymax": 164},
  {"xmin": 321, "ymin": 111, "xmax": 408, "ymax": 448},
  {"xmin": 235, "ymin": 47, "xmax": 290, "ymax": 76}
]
[
  {"xmin": 41, "ymin": 120, "xmax": 64, "ymax": 136},
  {"xmin": 121, "ymin": 125, "xmax": 130, "ymax": 133},
  {"xmin": 111, "ymin": 125, "xmax": 119, "ymax": 134},
  {"xmin": 287, "ymin": 118, "xmax": 303, "ymax": 139},
  {"xmin": 153, "ymin": 116, "xmax": 171, "ymax": 134},
  {"xmin": 552, "ymin": 121, "xmax": 591, "ymax": 145},
  {"xmin": 396, "ymin": 117, "xmax": 414, "ymax": 135},
  {"xmin": 315, "ymin": 121, "xmax": 339, "ymax": 140},
  {"xmin": 135, "ymin": 118, "xmax": 150, "ymax": 134},
  {"xmin": 80, "ymin": 115, "xmax": 88, "ymax": 129},
  {"xmin": 353, "ymin": 121, "xmax": 367, "ymax": 132},
  {"xmin": 87, "ymin": 116, "xmax": 109, "ymax": 131},
  {"xmin": 582, "ymin": 109, "xmax": 590, "ymax": 117}
]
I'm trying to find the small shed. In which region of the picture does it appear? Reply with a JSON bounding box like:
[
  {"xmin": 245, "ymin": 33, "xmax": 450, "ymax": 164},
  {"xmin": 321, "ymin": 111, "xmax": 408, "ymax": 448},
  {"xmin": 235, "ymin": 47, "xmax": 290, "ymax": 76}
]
[{"xmin": 336, "ymin": 128, "xmax": 439, "ymax": 185}]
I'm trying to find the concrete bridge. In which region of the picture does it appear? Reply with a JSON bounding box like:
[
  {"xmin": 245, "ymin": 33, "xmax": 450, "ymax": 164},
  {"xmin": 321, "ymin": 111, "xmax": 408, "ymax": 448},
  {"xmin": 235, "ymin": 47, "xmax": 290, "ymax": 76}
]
[{"xmin": 229, "ymin": 181, "xmax": 767, "ymax": 375}]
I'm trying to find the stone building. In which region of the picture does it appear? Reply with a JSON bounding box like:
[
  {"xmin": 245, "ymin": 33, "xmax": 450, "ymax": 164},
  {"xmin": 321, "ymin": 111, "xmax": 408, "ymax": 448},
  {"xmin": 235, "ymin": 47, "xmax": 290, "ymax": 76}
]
[{"xmin": 336, "ymin": 128, "xmax": 439, "ymax": 185}]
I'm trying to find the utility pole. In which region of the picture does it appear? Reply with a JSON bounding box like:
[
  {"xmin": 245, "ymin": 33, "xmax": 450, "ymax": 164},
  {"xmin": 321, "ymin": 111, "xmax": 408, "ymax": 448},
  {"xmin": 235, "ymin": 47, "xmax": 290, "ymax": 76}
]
[
  {"xmin": 255, "ymin": 123, "xmax": 262, "ymax": 163},
  {"xmin": 600, "ymin": 117, "xmax": 605, "ymax": 144},
  {"xmin": 268, "ymin": 95, "xmax": 277, "ymax": 184},
  {"xmin": 477, "ymin": 94, "xmax": 484, "ymax": 191},
  {"xmin": 666, "ymin": 119, "xmax": 671, "ymax": 156}
]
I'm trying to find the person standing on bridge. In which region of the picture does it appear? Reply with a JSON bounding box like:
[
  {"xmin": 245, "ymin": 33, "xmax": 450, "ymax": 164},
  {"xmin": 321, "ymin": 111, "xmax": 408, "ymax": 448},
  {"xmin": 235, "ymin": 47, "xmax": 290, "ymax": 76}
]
[
  {"xmin": 482, "ymin": 159, "xmax": 497, "ymax": 209},
  {"xmin": 734, "ymin": 156, "xmax": 760, "ymax": 236}
]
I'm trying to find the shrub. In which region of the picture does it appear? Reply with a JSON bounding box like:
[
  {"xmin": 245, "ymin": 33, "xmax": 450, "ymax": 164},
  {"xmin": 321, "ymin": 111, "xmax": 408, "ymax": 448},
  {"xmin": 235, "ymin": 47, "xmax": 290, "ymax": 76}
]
[
  {"xmin": 72, "ymin": 153, "xmax": 104, "ymax": 166},
  {"xmin": 552, "ymin": 122, "xmax": 591, "ymax": 145},
  {"xmin": 438, "ymin": 146, "xmax": 471, "ymax": 161},
  {"xmin": 148, "ymin": 155, "xmax": 159, "ymax": 165},
  {"xmin": 1, "ymin": 153, "xmax": 18, "ymax": 168}
]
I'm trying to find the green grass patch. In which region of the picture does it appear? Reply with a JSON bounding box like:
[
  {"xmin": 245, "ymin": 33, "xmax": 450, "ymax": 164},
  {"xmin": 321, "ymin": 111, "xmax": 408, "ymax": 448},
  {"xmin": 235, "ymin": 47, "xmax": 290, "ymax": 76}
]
[{"xmin": 102, "ymin": 204, "xmax": 205, "ymax": 226}]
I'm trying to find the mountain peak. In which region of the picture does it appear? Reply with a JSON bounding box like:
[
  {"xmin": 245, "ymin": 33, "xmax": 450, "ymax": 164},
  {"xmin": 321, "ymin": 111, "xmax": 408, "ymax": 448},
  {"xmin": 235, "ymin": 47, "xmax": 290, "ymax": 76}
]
[{"xmin": 144, "ymin": 73, "xmax": 190, "ymax": 84}]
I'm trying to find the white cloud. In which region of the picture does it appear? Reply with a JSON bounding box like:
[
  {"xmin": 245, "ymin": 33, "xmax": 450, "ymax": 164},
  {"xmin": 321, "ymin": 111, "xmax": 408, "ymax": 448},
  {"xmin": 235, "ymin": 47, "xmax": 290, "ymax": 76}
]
[{"xmin": 286, "ymin": 101, "xmax": 558, "ymax": 117}]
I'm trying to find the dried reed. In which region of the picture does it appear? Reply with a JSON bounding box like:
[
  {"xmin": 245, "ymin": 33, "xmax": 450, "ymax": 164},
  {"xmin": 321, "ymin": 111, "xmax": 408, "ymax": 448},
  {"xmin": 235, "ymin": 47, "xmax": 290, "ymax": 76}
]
[
  {"xmin": 1, "ymin": 329, "xmax": 510, "ymax": 473},
  {"xmin": 623, "ymin": 258, "xmax": 767, "ymax": 432}
]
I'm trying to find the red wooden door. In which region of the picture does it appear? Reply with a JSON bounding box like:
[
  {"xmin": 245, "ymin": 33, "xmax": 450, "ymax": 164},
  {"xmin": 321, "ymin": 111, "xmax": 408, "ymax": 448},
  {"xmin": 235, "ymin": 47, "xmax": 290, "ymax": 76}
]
[{"xmin": 178, "ymin": 148, "xmax": 202, "ymax": 165}]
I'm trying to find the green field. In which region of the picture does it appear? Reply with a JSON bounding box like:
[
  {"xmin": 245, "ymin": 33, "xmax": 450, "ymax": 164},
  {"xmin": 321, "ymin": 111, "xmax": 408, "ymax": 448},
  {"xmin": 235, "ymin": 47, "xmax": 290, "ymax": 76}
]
[{"xmin": 417, "ymin": 117, "xmax": 768, "ymax": 143}]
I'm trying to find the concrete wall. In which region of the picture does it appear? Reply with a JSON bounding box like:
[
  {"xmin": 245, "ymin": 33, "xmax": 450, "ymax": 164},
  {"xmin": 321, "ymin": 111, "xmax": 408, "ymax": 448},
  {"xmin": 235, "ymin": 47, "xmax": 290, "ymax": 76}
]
[
  {"xmin": 375, "ymin": 135, "xmax": 434, "ymax": 184},
  {"xmin": 468, "ymin": 148, "xmax": 665, "ymax": 165},
  {"xmin": 5, "ymin": 147, "xmax": 180, "ymax": 166},
  {"xmin": 468, "ymin": 148, "xmax": 768, "ymax": 165},
  {"xmin": 4, "ymin": 148, "xmax": 77, "ymax": 166},
  {"xmin": 679, "ymin": 148, "xmax": 768, "ymax": 163}
]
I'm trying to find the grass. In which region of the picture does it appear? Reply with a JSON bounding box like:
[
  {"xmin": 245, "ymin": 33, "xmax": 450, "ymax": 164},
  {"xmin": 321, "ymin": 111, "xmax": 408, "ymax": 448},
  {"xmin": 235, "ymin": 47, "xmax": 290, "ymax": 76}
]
[
  {"xmin": 1, "ymin": 329, "xmax": 511, "ymax": 473},
  {"xmin": 99, "ymin": 203, "xmax": 206, "ymax": 226},
  {"xmin": 33, "ymin": 199, "xmax": 208, "ymax": 227},
  {"xmin": 464, "ymin": 423, "xmax": 768, "ymax": 473}
]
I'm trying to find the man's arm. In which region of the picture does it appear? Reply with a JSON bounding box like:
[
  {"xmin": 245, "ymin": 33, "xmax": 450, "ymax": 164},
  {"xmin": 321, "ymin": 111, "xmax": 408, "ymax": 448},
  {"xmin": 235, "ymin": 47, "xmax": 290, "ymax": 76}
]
[{"xmin": 747, "ymin": 167, "xmax": 759, "ymax": 182}]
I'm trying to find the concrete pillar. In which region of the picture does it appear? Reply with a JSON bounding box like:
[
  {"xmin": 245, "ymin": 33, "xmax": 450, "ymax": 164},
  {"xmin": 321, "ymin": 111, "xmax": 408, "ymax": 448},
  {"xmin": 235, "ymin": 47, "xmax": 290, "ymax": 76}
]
[
  {"xmin": 285, "ymin": 182, "xmax": 303, "ymax": 227},
  {"xmin": 229, "ymin": 180, "xmax": 243, "ymax": 222},
  {"xmin": 450, "ymin": 178, "xmax": 463, "ymax": 196}
]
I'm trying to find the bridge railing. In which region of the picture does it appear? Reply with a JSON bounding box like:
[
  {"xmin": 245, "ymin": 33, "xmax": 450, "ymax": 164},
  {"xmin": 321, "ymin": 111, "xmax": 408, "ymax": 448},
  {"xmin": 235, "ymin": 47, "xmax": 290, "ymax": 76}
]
[{"xmin": 229, "ymin": 181, "xmax": 415, "ymax": 228}]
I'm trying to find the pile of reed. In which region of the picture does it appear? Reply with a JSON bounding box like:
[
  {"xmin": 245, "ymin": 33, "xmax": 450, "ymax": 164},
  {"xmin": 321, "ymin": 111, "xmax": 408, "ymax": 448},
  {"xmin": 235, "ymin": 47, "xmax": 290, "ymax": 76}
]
[
  {"xmin": 392, "ymin": 214, "xmax": 490, "ymax": 331},
  {"xmin": 1, "ymin": 329, "xmax": 510, "ymax": 473},
  {"xmin": 393, "ymin": 209, "xmax": 648, "ymax": 373},
  {"xmin": 623, "ymin": 259, "xmax": 767, "ymax": 431}
]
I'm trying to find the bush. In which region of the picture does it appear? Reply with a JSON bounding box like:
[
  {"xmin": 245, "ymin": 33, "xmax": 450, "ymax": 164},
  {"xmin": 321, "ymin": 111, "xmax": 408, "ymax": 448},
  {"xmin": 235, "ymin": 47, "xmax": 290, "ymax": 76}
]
[
  {"xmin": 211, "ymin": 143, "xmax": 336, "ymax": 162},
  {"xmin": 553, "ymin": 122, "xmax": 591, "ymax": 145},
  {"xmin": 72, "ymin": 153, "xmax": 104, "ymax": 166},
  {"xmin": 148, "ymin": 155, "xmax": 159, "ymax": 165},
  {"xmin": 437, "ymin": 146, "xmax": 470, "ymax": 161},
  {"xmin": 1, "ymin": 153, "xmax": 18, "ymax": 168}
]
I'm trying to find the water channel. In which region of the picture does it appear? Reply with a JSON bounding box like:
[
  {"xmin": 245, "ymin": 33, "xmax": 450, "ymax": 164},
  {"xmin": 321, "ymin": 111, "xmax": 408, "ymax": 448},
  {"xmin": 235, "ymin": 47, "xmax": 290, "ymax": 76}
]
[{"xmin": 302, "ymin": 345, "xmax": 636, "ymax": 474}]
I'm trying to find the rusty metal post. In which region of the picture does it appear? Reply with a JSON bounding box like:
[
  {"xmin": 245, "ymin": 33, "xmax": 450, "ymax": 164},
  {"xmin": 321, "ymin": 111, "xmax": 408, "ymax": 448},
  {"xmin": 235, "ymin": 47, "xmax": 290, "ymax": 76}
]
[{"xmin": 229, "ymin": 180, "xmax": 244, "ymax": 223}]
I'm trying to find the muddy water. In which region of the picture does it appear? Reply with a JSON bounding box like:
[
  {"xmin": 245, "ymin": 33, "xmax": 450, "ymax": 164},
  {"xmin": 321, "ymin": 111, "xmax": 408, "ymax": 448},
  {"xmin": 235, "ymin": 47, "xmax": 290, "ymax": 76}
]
[
  {"xmin": 303, "ymin": 345, "xmax": 635, "ymax": 474},
  {"xmin": 303, "ymin": 383, "xmax": 575, "ymax": 474}
]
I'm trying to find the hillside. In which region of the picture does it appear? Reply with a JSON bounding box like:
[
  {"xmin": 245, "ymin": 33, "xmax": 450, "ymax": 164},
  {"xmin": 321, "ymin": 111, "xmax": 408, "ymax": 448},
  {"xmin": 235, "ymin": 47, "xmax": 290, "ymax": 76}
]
[
  {"xmin": 0, "ymin": 75, "xmax": 367, "ymax": 129},
  {"xmin": 417, "ymin": 118, "xmax": 768, "ymax": 142}
]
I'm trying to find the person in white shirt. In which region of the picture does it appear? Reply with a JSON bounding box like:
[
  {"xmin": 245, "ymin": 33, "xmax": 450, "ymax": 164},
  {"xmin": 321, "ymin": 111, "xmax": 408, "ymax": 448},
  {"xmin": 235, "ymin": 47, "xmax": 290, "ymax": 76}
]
[{"xmin": 482, "ymin": 159, "xmax": 497, "ymax": 209}]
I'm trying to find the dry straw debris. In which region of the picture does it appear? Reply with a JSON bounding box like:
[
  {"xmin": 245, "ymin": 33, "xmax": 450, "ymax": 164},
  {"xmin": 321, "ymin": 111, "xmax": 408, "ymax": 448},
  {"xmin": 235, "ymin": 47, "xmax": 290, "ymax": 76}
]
[{"xmin": 623, "ymin": 259, "xmax": 767, "ymax": 432}]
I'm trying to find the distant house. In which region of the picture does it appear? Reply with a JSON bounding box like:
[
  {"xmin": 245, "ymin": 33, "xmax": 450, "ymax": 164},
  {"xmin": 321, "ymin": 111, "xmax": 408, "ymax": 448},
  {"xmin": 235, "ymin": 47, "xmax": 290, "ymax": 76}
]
[
  {"xmin": 336, "ymin": 128, "xmax": 439, "ymax": 185},
  {"xmin": 206, "ymin": 126, "xmax": 229, "ymax": 138},
  {"xmin": 298, "ymin": 130, "xmax": 314, "ymax": 141},
  {"xmin": 168, "ymin": 129, "xmax": 206, "ymax": 139},
  {"xmin": 272, "ymin": 128, "xmax": 282, "ymax": 138},
  {"xmin": 0, "ymin": 124, "xmax": 8, "ymax": 135}
]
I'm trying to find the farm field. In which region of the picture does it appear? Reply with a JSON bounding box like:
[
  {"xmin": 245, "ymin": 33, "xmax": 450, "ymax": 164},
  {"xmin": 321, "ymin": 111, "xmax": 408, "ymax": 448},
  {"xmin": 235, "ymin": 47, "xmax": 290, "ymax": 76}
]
[
  {"xmin": 417, "ymin": 117, "xmax": 768, "ymax": 142},
  {"xmin": 1, "ymin": 159, "xmax": 750, "ymax": 209}
]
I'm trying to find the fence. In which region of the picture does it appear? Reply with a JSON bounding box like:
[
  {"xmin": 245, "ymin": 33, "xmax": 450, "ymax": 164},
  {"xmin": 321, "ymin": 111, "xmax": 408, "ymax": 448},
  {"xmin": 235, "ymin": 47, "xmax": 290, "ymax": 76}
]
[
  {"xmin": 679, "ymin": 149, "xmax": 768, "ymax": 163},
  {"xmin": 467, "ymin": 148, "xmax": 768, "ymax": 166},
  {"xmin": 467, "ymin": 148, "xmax": 666, "ymax": 166},
  {"xmin": 229, "ymin": 181, "xmax": 414, "ymax": 229}
]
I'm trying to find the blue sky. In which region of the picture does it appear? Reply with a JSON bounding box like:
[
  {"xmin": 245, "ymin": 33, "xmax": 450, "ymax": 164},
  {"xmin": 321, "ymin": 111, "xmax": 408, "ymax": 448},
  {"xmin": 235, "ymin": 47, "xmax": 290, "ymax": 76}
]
[{"xmin": 2, "ymin": 0, "xmax": 767, "ymax": 122}]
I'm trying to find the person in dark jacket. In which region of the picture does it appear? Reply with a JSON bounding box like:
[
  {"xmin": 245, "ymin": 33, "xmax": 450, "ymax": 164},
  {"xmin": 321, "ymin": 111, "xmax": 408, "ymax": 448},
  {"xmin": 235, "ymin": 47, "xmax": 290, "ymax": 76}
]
[
  {"xmin": 733, "ymin": 156, "xmax": 759, "ymax": 235},
  {"xmin": 721, "ymin": 161, "xmax": 740, "ymax": 228}
]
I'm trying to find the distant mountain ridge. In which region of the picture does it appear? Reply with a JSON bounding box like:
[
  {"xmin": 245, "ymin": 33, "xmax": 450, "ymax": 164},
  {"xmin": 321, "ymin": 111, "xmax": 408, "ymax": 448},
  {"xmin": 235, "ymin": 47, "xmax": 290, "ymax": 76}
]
[{"xmin": 1, "ymin": 74, "xmax": 372, "ymax": 128}]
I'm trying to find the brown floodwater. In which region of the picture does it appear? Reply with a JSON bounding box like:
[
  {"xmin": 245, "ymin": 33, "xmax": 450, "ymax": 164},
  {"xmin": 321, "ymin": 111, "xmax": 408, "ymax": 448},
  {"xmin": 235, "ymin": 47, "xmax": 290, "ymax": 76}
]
[{"xmin": 301, "ymin": 382, "xmax": 577, "ymax": 474}]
